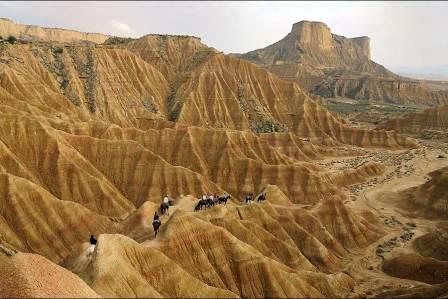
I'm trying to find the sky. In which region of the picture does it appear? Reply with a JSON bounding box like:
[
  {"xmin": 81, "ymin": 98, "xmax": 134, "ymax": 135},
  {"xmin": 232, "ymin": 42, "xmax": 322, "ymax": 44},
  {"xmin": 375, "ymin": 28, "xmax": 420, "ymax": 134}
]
[{"xmin": 0, "ymin": 1, "xmax": 447, "ymax": 70}]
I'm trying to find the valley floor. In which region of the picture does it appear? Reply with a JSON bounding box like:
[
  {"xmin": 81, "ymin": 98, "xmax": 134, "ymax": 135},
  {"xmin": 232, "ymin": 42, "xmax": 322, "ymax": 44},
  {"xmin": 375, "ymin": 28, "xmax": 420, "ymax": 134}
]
[{"xmin": 316, "ymin": 139, "xmax": 448, "ymax": 297}]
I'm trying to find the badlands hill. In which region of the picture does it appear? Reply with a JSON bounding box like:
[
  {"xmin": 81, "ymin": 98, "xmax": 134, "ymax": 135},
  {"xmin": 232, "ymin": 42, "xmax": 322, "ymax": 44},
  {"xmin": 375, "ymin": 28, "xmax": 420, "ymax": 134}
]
[
  {"xmin": 0, "ymin": 19, "xmax": 438, "ymax": 298},
  {"xmin": 236, "ymin": 21, "xmax": 448, "ymax": 106},
  {"xmin": 0, "ymin": 31, "xmax": 415, "ymax": 147}
]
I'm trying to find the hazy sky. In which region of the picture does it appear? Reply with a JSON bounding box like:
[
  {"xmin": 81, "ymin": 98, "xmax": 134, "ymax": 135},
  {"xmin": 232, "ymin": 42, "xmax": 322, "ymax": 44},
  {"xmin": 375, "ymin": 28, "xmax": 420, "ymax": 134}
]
[{"xmin": 1, "ymin": 1, "xmax": 447, "ymax": 69}]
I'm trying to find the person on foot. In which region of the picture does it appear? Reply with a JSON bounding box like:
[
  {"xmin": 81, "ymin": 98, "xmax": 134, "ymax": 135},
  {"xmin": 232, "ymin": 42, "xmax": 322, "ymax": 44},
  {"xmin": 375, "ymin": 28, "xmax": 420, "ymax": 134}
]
[
  {"xmin": 88, "ymin": 234, "xmax": 97, "ymax": 257},
  {"xmin": 245, "ymin": 194, "xmax": 252, "ymax": 204}
]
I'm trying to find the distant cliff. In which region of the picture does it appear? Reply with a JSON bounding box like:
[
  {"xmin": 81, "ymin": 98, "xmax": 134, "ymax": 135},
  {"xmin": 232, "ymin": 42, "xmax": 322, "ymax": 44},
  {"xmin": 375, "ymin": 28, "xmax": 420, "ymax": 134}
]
[
  {"xmin": 240, "ymin": 21, "xmax": 372, "ymax": 68},
  {"xmin": 236, "ymin": 21, "xmax": 448, "ymax": 106},
  {"xmin": 0, "ymin": 18, "xmax": 110, "ymax": 43}
]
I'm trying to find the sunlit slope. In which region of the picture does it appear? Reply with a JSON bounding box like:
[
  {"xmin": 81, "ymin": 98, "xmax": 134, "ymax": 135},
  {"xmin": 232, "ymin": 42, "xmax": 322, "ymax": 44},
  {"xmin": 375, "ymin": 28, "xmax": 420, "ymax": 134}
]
[{"xmin": 61, "ymin": 199, "xmax": 383, "ymax": 297}]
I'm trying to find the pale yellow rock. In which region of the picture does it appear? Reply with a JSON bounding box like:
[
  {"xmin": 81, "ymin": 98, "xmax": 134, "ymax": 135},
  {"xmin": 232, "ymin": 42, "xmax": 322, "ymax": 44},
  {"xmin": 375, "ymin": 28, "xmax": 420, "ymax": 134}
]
[{"xmin": 0, "ymin": 18, "xmax": 109, "ymax": 43}]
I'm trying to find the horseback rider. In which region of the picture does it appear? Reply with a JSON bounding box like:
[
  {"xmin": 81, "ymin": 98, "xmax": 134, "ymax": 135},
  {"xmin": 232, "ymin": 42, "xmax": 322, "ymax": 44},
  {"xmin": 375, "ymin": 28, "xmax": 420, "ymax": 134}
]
[
  {"xmin": 218, "ymin": 192, "xmax": 230, "ymax": 205},
  {"xmin": 163, "ymin": 195, "xmax": 170, "ymax": 206},
  {"xmin": 209, "ymin": 194, "xmax": 214, "ymax": 207},
  {"xmin": 161, "ymin": 195, "xmax": 170, "ymax": 215}
]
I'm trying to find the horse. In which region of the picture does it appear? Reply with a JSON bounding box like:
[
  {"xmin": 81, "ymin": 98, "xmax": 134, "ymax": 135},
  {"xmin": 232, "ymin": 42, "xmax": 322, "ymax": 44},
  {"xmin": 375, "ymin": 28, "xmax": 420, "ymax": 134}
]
[
  {"xmin": 206, "ymin": 197, "xmax": 214, "ymax": 208},
  {"xmin": 245, "ymin": 193, "xmax": 253, "ymax": 205},
  {"xmin": 218, "ymin": 195, "xmax": 231, "ymax": 205},
  {"xmin": 194, "ymin": 199, "xmax": 207, "ymax": 211},
  {"xmin": 257, "ymin": 192, "xmax": 267, "ymax": 203},
  {"xmin": 160, "ymin": 202, "xmax": 169, "ymax": 215},
  {"xmin": 152, "ymin": 219, "xmax": 162, "ymax": 237}
]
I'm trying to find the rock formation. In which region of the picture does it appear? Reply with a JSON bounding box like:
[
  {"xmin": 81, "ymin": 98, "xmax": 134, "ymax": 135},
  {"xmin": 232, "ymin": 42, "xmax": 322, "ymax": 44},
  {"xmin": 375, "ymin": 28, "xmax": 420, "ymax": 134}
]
[{"xmin": 236, "ymin": 21, "xmax": 448, "ymax": 106}]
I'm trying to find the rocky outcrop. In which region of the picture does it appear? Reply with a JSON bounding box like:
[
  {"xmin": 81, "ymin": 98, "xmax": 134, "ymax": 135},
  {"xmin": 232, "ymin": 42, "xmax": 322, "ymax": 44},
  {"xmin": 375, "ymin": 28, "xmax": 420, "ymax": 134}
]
[
  {"xmin": 238, "ymin": 21, "xmax": 373, "ymax": 69},
  {"xmin": 236, "ymin": 20, "xmax": 448, "ymax": 106}
]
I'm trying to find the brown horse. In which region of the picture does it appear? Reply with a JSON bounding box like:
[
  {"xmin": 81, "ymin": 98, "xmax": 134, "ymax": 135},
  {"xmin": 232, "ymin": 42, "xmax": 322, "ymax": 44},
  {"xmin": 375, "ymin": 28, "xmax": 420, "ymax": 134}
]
[
  {"xmin": 257, "ymin": 192, "xmax": 267, "ymax": 203},
  {"xmin": 218, "ymin": 195, "xmax": 231, "ymax": 205},
  {"xmin": 194, "ymin": 199, "xmax": 208, "ymax": 211}
]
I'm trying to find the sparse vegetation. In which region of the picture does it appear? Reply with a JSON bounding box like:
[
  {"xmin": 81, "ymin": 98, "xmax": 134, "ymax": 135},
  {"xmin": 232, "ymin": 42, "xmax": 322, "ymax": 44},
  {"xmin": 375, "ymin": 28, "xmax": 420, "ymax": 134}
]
[
  {"xmin": 142, "ymin": 97, "xmax": 158, "ymax": 113},
  {"xmin": 103, "ymin": 37, "xmax": 134, "ymax": 45},
  {"xmin": 85, "ymin": 47, "xmax": 97, "ymax": 113},
  {"xmin": 253, "ymin": 119, "xmax": 288, "ymax": 133},
  {"xmin": 323, "ymin": 99, "xmax": 424, "ymax": 124},
  {"xmin": 52, "ymin": 47, "xmax": 64, "ymax": 54},
  {"xmin": 6, "ymin": 35, "xmax": 17, "ymax": 44}
]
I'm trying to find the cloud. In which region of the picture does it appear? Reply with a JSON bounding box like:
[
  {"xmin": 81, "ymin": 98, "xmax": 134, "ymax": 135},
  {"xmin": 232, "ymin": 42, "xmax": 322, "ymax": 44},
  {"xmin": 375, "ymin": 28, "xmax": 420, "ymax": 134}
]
[{"xmin": 110, "ymin": 20, "xmax": 137, "ymax": 37}]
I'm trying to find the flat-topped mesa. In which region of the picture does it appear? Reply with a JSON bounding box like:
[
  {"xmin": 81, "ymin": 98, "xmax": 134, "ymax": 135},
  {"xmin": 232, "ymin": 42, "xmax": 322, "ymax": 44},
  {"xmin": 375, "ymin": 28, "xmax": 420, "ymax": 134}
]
[
  {"xmin": 290, "ymin": 20, "xmax": 371, "ymax": 61},
  {"xmin": 236, "ymin": 19, "xmax": 448, "ymax": 105},
  {"xmin": 0, "ymin": 18, "xmax": 110, "ymax": 43},
  {"xmin": 236, "ymin": 20, "xmax": 373, "ymax": 70}
]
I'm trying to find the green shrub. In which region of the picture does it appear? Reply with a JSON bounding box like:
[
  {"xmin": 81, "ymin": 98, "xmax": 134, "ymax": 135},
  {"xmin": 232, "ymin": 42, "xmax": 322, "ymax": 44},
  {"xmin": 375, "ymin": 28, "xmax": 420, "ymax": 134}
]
[
  {"xmin": 7, "ymin": 36, "xmax": 16, "ymax": 44},
  {"xmin": 53, "ymin": 47, "xmax": 64, "ymax": 54},
  {"xmin": 103, "ymin": 37, "xmax": 134, "ymax": 45}
]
